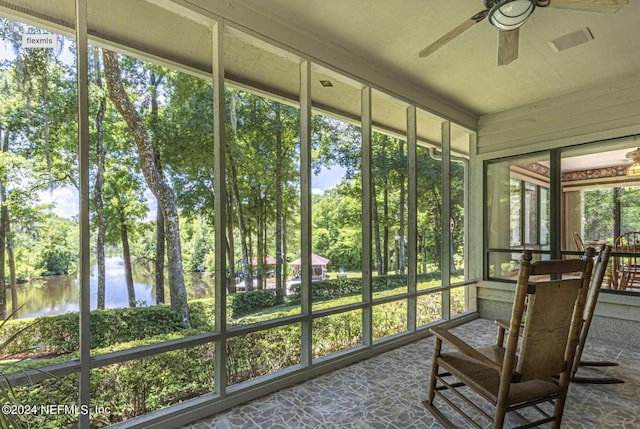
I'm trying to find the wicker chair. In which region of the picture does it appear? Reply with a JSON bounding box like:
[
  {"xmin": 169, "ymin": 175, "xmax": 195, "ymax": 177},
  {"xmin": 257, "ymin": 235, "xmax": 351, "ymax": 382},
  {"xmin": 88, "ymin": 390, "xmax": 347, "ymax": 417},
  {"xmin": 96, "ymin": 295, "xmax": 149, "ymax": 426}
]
[{"xmin": 423, "ymin": 248, "xmax": 595, "ymax": 429}]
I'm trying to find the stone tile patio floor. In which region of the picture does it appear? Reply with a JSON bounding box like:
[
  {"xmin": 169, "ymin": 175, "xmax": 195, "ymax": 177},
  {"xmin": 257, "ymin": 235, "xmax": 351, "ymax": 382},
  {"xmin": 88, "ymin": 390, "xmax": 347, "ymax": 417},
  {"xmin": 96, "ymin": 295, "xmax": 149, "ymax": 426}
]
[{"xmin": 182, "ymin": 318, "xmax": 639, "ymax": 428}]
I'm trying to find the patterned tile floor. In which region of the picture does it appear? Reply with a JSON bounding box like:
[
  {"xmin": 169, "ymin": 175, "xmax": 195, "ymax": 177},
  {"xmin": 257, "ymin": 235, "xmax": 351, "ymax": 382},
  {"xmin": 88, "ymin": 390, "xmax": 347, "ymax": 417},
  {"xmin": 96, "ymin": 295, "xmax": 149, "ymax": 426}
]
[{"xmin": 182, "ymin": 318, "xmax": 640, "ymax": 428}]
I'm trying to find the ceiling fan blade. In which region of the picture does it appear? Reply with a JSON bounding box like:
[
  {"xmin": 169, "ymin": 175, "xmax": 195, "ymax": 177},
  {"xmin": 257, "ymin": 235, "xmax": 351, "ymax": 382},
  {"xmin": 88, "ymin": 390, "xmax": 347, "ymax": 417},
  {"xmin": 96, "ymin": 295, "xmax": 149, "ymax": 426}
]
[
  {"xmin": 419, "ymin": 10, "xmax": 488, "ymax": 58},
  {"xmin": 545, "ymin": 0, "xmax": 628, "ymax": 13},
  {"xmin": 497, "ymin": 28, "xmax": 519, "ymax": 66}
]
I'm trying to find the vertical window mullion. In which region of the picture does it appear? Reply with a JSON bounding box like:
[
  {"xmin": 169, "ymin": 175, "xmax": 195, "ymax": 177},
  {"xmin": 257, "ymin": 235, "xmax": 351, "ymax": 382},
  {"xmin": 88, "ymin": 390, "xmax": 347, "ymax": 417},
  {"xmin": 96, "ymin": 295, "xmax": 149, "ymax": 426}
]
[
  {"xmin": 300, "ymin": 60, "xmax": 312, "ymax": 366},
  {"xmin": 75, "ymin": 0, "xmax": 91, "ymax": 426},
  {"xmin": 550, "ymin": 149, "xmax": 562, "ymax": 259},
  {"xmin": 212, "ymin": 19, "xmax": 227, "ymax": 396},
  {"xmin": 520, "ymin": 181, "xmax": 526, "ymax": 245},
  {"xmin": 407, "ymin": 106, "xmax": 417, "ymax": 331},
  {"xmin": 441, "ymin": 121, "xmax": 451, "ymax": 320},
  {"xmin": 361, "ymin": 86, "xmax": 373, "ymax": 345}
]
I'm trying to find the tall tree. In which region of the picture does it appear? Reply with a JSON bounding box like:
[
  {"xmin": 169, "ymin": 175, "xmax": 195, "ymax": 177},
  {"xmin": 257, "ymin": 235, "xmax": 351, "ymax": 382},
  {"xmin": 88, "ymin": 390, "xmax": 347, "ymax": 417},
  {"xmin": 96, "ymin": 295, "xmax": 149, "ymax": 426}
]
[
  {"xmin": 0, "ymin": 130, "xmax": 8, "ymax": 318},
  {"xmin": 92, "ymin": 47, "xmax": 108, "ymax": 309},
  {"xmin": 148, "ymin": 68, "xmax": 166, "ymax": 305},
  {"xmin": 102, "ymin": 50, "xmax": 190, "ymax": 324},
  {"xmin": 151, "ymin": 69, "xmax": 221, "ymax": 292},
  {"xmin": 1, "ymin": 131, "xmax": 17, "ymax": 314},
  {"xmin": 225, "ymin": 90, "xmax": 299, "ymax": 292}
]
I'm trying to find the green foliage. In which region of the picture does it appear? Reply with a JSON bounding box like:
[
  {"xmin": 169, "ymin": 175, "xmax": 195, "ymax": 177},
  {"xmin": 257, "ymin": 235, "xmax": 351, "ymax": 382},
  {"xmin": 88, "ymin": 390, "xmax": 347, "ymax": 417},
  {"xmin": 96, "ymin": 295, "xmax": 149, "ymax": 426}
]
[
  {"xmin": 0, "ymin": 306, "xmax": 186, "ymax": 356},
  {"xmin": 313, "ymin": 310, "xmax": 362, "ymax": 356},
  {"xmin": 186, "ymin": 298, "xmax": 217, "ymax": 331},
  {"xmin": 0, "ymin": 308, "xmax": 38, "ymax": 429},
  {"xmin": 289, "ymin": 277, "xmax": 360, "ymax": 301},
  {"xmin": 288, "ymin": 273, "xmax": 442, "ymax": 302},
  {"xmin": 11, "ymin": 332, "xmax": 214, "ymax": 428},
  {"xmin": 36, "ymin": 216, "xmax": 79, "ymax": 276},
  {"xmin": 373, "ymin": 300, "xmax": 407, "ymax": 340},
  {"xmin": 226, "ymin": 325, "xmax": 300, "ymax": 385},
  {"xmin": 2, "ymin": 285, "xmax": 466, "ymax": 427},
  {"xmin": 311, "ymin": 189, "xmax": 364, "ymax": 270},
  {"xmin": 231, "ymin": 289, "xmax": 284, "ymax": 318},
  {"xmin": 583, "ymin": 188, "xmax": 614, "ymax": 242},
  {"xmin": 179, "ymin": 216, "xmax": 214, "ymax": 272}
]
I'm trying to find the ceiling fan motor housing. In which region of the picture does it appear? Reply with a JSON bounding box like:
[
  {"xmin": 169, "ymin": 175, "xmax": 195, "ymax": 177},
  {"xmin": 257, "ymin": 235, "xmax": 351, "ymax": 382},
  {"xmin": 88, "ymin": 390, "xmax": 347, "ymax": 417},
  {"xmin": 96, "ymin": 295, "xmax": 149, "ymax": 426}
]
[{"xmin": 485, "ymin": 0, "xmax": 536, "ymax": 31}]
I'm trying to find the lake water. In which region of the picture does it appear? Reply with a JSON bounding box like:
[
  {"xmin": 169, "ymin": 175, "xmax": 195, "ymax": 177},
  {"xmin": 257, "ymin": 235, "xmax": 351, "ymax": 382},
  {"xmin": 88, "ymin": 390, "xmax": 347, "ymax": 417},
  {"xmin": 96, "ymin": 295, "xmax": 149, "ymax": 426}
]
[{"xmin": 8, "ymin": 256, "xmax": 215, "ymax": 319}]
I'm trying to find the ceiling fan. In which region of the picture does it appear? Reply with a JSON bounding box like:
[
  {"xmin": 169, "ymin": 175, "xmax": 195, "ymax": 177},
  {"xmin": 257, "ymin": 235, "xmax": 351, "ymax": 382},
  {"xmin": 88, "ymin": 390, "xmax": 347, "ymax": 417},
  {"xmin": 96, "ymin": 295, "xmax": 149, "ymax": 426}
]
[{"xmin": 418, "ymin": 0, "xmax": 629, "ymax": 66}]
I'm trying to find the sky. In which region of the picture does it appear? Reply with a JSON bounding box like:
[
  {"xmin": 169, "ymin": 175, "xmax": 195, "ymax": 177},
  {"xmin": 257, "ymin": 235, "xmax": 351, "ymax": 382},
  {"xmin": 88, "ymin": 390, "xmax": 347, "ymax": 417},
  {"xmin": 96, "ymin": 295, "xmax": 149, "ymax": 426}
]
[
  {"xmin": 312, "ymin": 165, "xmax": 346, "ymax": 195},
  {"xmin": 38, "ymin": 188, "xmax": 79, "ymax": 219},
  {"xmin": 41, "ymin": 164, "xmax": 346, "ymax": 219}
]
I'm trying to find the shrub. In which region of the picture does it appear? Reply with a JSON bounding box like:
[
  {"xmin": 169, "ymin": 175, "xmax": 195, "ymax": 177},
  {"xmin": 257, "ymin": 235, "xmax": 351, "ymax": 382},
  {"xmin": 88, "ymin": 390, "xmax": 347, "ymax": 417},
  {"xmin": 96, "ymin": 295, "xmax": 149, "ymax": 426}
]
[
  {"xmin": 0, "ymin": 306, "xmax": 186, "ymax": 356},
  {"xmin": 186, "ymin": 298, "xmax": 217, "ymax": 330},
  {"xmin": 12, "ymin": 331, "xmax": 213, "ymax": 429},
  {"xmin": 288, "ymin": 277, "xmax": 361, "ymax": 301},
  {"xmin": 226, "ymin": 324, "xmax": 300, "ymax": 384},
  {"xmin": 288, "ymin": 272, "xmax": 441, "ymax": 302},
  {"xmin": 230, "ymin": 289, "xmax": 284, "ymax": 318},
  {"xmin": 4, "ymin": 284, "xmax": 466, "ymax": 427}
]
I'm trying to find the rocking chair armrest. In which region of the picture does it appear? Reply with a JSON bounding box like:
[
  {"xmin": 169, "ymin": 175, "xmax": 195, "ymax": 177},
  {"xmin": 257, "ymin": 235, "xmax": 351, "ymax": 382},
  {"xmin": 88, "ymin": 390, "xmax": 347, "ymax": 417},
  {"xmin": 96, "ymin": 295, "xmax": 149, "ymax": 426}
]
[
  {"xmin": 495, "ymin": 318, "xmax": 524, "ymax": 347},
  {"xmin": 495, "ymin": 318, "xmax": 524, "ymax": 335},
  {"xmin": 495, "ymin": 318, "xmax": 510, "ymax": 331},
  {"xmin": 430, "ymin": 326, "xmax": 502, "ymax": 371}
]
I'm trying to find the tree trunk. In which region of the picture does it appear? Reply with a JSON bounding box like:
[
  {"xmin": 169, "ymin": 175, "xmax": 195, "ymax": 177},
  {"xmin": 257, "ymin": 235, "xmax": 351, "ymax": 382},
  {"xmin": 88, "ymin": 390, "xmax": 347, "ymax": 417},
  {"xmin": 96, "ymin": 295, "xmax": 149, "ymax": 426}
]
[
  {"xmin": 372, "ymin": 180, "xmax": 383, "ymax": 276},
  {"xmin": 155, "ymin": 207, "xmax": 165, "ymax": 304},
  {"xmin": 282, "ymin": 210, "xmax": 288, "ymax": 289},
  {"xmin": 226, "ymin": 192, "xmax": 236, "ymax": 294},
  {"xmin": 431, "ymin": 183, "xmax": 443, "ymax": 271},
  {"xmin": 102, "ymin": 49, "xmax": 190, "ymax": 325},
  {"xmin": 6, "ymin": 220, "xmax": 17, "ymax": 315},
  {"xmin": 230, "ymin": 163, "xmax": 253, "ymax": 290},
  {"xmin": 274, "ymin": 105, "xmax": 284, "ymax": 295},
  {"xmin": 42, "ymin": 61, "xmax": 52, "ymax": 191},
  {"xmin": 0, "ymin": 129, "xmax": 8, "ymax": 319},
  {"xmin": 120, "ymin": 210, "xmax": 136, "ymax": 307},
  {"xmin": 256, "ymin": 194, "xmax": 265, "ymax": 290},
  {"xmin": 93, "ymin": 47, "xmax": 107, "ymax": 310},
  {"xmin": 384, "ymin": 182, "xmax": 390, "ymax": 274},
  {"xmin": 398, "ymin": 140, "xmax": 406, "ymax": 275},
  {"xmin": 149, "ymin": 69, "xmax": 166, "ymax": 305},
  {"xmin": 421, "ymin": 231, "xmax": 428, "ymax": 273}
]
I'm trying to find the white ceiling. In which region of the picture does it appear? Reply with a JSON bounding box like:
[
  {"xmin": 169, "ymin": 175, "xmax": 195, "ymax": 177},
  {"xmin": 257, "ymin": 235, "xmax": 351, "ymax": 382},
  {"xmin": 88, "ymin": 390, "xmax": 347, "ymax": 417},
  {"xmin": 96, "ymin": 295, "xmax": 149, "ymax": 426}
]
[
  {"xmin": 239, "ymin": 0, "xmax": 640, "ymax": 117},
  {"xmin": 3, "ymin": 0, "xmax": 638, "ymax": 157}
]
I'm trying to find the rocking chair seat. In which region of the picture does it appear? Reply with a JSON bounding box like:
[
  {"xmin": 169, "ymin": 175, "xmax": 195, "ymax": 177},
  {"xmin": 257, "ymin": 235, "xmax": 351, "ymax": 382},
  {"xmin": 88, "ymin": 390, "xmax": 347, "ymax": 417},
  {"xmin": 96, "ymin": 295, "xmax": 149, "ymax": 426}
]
[{"xmin": 437, "ymin": 352, "xmax": 562, "ymax": 406}]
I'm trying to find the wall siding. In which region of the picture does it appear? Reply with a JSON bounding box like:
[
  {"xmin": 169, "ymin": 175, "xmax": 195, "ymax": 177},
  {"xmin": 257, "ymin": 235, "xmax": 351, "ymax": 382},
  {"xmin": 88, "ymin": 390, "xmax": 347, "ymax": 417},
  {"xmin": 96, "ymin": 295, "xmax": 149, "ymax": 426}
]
[{"xmin": 477, "ymin": 73, "xmax": 640, "ymax": 156}]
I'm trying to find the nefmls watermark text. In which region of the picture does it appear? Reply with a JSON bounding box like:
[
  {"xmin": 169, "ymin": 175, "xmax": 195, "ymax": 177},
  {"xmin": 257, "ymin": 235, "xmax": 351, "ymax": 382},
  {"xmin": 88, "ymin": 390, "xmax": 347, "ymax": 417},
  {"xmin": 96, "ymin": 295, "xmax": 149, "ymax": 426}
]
[{"xmin": 2, "ymin": 403, "xmax": 111, "ymax": 416}]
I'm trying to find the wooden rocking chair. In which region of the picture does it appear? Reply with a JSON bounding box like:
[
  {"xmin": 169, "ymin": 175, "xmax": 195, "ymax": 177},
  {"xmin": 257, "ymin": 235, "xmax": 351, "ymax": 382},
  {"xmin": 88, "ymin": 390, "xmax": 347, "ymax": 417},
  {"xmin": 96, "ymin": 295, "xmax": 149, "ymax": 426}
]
[
  {"xmin": 495, "ymin": 245, "xmax": 622, "ymax": 384},
  {"xmin": 571, "ymin": 244, "xmax": 623, "ymax": 384},
  {"xmin": 423, "ymin": 248, "xmax": 595, "ymax": 429}
]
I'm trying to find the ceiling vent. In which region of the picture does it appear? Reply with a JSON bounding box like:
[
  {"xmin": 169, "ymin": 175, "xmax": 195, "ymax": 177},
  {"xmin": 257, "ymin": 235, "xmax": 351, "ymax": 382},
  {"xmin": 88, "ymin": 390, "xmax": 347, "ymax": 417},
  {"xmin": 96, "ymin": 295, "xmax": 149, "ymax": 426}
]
[{"xmin": 548, "ymin": 27, "xmax": 594, "ymax": 53}]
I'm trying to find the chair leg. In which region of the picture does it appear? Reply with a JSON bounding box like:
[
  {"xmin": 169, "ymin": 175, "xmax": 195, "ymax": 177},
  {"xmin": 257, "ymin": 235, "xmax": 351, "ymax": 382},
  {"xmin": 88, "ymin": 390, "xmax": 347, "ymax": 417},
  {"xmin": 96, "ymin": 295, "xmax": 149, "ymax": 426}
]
[
  {"xmin": 427, "ymin": 338, "xmax": 442, "ymax": 404},
  {"xmin": 493, "ymin": 402, "xmax": 507, "ymax": 429},
  {"xmin": 551, "ymin": 379, "xmax": 571, "ymax": 429}
]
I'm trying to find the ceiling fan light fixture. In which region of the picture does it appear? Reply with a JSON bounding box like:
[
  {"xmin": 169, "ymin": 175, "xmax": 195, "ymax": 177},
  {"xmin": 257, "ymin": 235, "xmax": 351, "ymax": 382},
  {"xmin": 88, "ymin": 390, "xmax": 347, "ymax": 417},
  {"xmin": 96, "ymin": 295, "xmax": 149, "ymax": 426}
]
[
  {"xmin": 486, "ymin": 0, "xmax": 536, "ymax": 31},
  {"xmin": 626, "ymin": 148, "xmax": 640, "ymax": 177}
]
